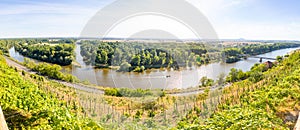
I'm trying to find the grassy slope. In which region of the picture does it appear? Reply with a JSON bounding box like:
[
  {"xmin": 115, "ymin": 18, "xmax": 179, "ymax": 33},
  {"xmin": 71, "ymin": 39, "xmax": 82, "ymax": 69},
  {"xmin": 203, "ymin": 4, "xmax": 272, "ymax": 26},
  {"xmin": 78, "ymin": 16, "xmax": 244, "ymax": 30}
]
[
  {"xmin": 176, "ymin": 51, "xmax": 300, "ymax": 129},
  {"xmin": 0, "ymin": 55, "xmax": 102, "ymax": 129}
]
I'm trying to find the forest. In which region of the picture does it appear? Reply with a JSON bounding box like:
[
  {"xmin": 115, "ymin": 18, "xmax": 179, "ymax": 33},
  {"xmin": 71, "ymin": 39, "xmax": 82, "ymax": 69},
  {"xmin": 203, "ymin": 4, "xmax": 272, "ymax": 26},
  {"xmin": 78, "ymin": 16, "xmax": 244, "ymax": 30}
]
[
  {"xmin": 80, "ymin": 41, "xmax": 300, "ymax": 72},
  {"xmin": 80, "ymin": 41, "xmax": 221, "ymax": 72},
  {"xmin": 222, "ymin": 43, "xmax": 300, "ymax": 63},
  {"xmin": 14, "ymin": 39, "xmax": 75, "ymax": 66}
]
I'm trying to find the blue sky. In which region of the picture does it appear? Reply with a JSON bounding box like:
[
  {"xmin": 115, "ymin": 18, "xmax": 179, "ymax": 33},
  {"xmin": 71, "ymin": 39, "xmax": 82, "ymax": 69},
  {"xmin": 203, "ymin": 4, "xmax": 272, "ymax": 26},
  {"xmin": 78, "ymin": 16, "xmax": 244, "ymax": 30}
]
[{"xmin": 0, "ymin": 0, "xmax": 299, "ymax": 40}]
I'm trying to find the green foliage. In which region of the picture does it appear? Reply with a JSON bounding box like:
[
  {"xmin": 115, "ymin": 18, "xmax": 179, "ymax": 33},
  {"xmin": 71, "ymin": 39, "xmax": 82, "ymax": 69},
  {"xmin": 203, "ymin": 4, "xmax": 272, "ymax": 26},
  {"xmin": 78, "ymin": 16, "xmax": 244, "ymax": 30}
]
[
  {"xmin": 118, "ymin": 61, "xmax": 132, "ymax": 72},
  {"xmin": 248, "ymin": 71, "xmax": 263, "ymax": 83},
  {"xmin": 23, "ymin": 58, "xmax": 78, "ymax": 82},
  {"xmin": 276, "ymin": 56, "xmax": 283, "ymax": 62},
  {"xmin": 80, "ymin": 41, "xmax": 211, "ymax": 71},
  {"xmin": 176, "ymin": 50, "xmax": 300, "ymax": 129},
  {"xmin": 184, "ymin": 107, "xmax": 286, "ymax": 129},
  {"xmin": 241, "ymin": 43, "xmax": 300, "ymax": 55},
  {"xmin": 226, "ymin": 63, "xmax": 270, "ymax": 83},
  {"xmin": 221, "ymin": 48, "xmax": 242, "ymax": 63},
  {"xmin": 134, "ymin": 110, "xmax": 143, "ymax": 120},
  {"xmin": 222, "ymin": 43, "xmax": 300, "ymax": 63},
  {"xmin": 14, "ymin": 39, "xmax": 75, "ymax": 65},
  {"xmin": 0, "ymin": 55, "xmax": 101, "ymax": 129},
  {"xmin": 199, "ymin": 76, "xmax": 214, "ymax": 87},
  {"xmin": 104, "ymin": 88, "xmax": 153, "ymax": 97},
  {"xmin": 226, "ymin": 68, "xmax": 246, "ymax": 82},
  {"xmin": 0, "ymin": 39, "xmax": 14, "ymax": 54},
  {"xmin": 104, "ymin": 88, "xmax": 120, "ymax": 97}
]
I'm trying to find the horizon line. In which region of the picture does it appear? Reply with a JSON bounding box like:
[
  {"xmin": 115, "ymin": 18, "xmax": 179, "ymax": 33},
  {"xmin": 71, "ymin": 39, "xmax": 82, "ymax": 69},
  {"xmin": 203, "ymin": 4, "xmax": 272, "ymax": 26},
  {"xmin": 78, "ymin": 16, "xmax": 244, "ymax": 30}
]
[{"xmin": 0, "ymin": 36, "xmax": 299, "ymax": 42}]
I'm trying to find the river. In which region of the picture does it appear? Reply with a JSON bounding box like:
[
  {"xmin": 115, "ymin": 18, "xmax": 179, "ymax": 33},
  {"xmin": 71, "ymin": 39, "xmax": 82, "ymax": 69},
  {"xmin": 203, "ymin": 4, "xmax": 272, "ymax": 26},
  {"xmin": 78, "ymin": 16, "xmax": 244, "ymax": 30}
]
[{"xmin": 9, "ymin": 45, "xmax": 300, "ymax": 90}]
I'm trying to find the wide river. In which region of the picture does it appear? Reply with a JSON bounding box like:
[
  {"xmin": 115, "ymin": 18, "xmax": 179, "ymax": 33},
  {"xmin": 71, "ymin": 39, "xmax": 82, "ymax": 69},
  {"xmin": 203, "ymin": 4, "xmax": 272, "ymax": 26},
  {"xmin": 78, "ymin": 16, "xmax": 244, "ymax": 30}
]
[{"xmin": 9, "ymin": 45, "xmax": 300, "ymax": 90}]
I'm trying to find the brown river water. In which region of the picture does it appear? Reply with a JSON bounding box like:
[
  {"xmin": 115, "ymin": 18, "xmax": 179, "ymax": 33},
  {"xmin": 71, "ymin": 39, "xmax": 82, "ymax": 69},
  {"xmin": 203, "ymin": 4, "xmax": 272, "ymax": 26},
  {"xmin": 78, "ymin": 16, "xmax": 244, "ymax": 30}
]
[{"xmin": 9, "ymin": 45, "xmax": 300, "ymax": 89}]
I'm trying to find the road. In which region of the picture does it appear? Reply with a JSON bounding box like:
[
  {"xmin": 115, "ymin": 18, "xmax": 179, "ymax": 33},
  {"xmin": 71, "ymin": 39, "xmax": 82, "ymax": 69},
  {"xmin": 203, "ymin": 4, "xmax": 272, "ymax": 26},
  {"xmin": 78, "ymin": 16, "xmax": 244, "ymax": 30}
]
[{"xmin": 4, "ymin": 56, "xmax": 104, "ymax": 95}]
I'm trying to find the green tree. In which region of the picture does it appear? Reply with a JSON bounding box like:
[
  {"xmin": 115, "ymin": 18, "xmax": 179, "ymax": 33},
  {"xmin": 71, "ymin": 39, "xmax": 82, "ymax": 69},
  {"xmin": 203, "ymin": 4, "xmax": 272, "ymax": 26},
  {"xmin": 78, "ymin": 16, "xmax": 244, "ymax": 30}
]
[
  {"xmin": 119, "ymin": 62, "xmax": 131, "ymax": 72},
  {"xmin": 226, "ymin": 68, "xmax": 238, "ymax": 82},
  {"xmin": 131, "ymin": 55, "xmax": 141, "ymax": 66}
]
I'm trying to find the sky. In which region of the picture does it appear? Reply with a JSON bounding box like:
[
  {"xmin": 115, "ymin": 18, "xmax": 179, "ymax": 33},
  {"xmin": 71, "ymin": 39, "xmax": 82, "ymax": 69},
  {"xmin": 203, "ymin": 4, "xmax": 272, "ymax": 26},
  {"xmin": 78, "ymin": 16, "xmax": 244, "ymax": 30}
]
[{"xmin": 0, "ymin": 0, "xmax": 299, "ymax": 40}]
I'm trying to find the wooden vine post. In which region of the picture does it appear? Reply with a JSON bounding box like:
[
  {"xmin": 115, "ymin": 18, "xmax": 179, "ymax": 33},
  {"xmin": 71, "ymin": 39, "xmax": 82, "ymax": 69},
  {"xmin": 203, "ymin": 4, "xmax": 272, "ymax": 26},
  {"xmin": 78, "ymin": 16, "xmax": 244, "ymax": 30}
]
[{"xmin": 0, "ymin": 106, "xmax": 8, "ymax": 130}]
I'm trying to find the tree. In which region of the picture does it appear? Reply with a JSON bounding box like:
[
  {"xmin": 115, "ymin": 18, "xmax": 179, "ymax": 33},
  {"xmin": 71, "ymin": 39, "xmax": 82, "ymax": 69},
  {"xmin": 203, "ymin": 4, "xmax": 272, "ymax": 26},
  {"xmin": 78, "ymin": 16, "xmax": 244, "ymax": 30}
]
[
  {"xmin": 131, "ymin": 55, "xmax": 141, "ymax": 66},
  {"xmin": 276, "ymin": 56, "xmax": 283, "ymax": 62},
  {"xmin": 200, "ymin": 76, "xmax": 208, "ymax": 87},
  {"xmin": 100, "ymin": 50, "xmax": 108, "ymax": 64},
  {"xmin": 200, "ymin": 76, "xmax": 214, "ymax": 87},
  {"xmin": 237, "ymin": 70, "xmax": 247, "ymax": 80},
  {"xmin": 226, "ymin": 68, "xmax": 238, "ymax": 82},
  {"xmin": 249, "ymin": 71, "xmax": 263, "ymax": 83},
  {"xmin": 119, "ymin": 62, "xmax": 131, "ymax": 72},
  {"xmin": 15, "ymin": 42, "xmax": 75, "ymax": 66}
]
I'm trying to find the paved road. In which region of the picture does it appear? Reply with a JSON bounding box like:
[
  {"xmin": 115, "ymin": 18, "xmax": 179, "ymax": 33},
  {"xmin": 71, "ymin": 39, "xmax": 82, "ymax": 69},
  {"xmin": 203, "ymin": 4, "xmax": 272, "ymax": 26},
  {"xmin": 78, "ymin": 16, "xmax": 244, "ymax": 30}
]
[
  {"xmin": 5, "ymin": 57, "xmax": 32, "ymax": 73},
  {"xmin": 4, "ymin": 56, "xmax": 104, "ymax": 95}
]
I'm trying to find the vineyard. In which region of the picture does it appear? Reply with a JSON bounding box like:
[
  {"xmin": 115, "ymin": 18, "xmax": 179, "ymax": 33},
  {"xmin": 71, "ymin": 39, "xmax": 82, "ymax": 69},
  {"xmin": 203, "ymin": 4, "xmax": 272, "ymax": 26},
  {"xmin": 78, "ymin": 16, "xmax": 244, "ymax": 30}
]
[
  {"xmin": 175, "ymin": 50, "xmax": 300, "ymax": 129},
  {"xmin": 0, "ymin": 54, "xmax": 102, "ymax": 129},
  {"xmin": 2, "ymin": 39, "xmax": 300, "ymax": 129},
  {"xmin": 0, "ymin": 49, "xmax": 224, "ymax": 129}
]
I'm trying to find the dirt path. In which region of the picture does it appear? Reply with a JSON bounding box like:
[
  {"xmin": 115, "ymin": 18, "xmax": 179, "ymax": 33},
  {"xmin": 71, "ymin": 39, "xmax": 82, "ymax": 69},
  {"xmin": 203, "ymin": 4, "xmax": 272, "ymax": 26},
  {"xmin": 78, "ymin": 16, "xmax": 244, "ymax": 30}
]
[{"xmin": 4, "ymin": 56, "xmax": 104, "ymax": 94}]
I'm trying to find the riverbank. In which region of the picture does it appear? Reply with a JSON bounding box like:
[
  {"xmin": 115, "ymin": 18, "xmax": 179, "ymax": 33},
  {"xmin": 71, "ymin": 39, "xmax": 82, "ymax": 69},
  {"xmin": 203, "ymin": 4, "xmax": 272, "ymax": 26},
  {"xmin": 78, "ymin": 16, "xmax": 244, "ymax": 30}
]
[
  {"xmin": 4, "ymin": 56, "xmax": 104, "ymax": 94},
  {"xmin": 9, "ymin": 45, "xmax": 300, "ymax": 89},
  {"xmin": 5, "ymin": 55, "xmax": 213, "ymax": 97}
]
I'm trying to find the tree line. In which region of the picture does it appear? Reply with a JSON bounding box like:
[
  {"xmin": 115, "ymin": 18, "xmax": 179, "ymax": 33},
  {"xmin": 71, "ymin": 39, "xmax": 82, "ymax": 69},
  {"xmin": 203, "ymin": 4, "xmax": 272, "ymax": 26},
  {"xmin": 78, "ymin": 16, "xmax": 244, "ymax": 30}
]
[
  {"xmin": 80, "ymin": 41, "xmax": 219, "ymax": 72},
  {"xmin": 222, "ymin": 43, "xmax": 300, "ymax": 63},
  {"xmin": 23, "ymin": 58, "xmax": 78, "ymax": 82},
  {"xmin": 14, "ymin": 39, "xmax": 75, "ymax": 66},
  {"xmin": 81, "ymin": 41, "xmax": 300, "ymax": 72},
  {"xmin": 0, "ymin": 39, "xmax": 15, "ymax": 55}
]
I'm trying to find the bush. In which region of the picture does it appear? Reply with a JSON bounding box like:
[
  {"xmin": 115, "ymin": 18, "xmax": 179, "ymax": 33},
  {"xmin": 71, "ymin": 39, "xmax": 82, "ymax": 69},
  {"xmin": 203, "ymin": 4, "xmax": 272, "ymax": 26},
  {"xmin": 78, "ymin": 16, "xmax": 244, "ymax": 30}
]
[
  {"xmin": 104, "ymin": 88, "xmax": 120, "ymax": 97},
  {"xmin": 104, "ymin": 88, "xmax": 153, "ymax": 97},
  {"xmin": 24, "ymin": 59, "xmax": 78, "ymax": 83},
  {"xmin": 118, "ymin": 62, "xmax": 131, "ymax": 72}
]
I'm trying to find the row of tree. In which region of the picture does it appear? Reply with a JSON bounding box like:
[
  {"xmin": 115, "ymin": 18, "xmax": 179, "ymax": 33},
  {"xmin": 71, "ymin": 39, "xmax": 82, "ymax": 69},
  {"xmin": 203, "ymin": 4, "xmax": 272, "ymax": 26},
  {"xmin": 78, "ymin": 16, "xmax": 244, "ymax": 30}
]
[
  {"xmin": 222, "ymin": 43, "xmax": 300, "ymax": 63},
  {"xmin": 23, "ymin": 58, "xmax": 78, "ymax": 82},
  {"xmin": 0, "ymin": 39, "xmax": 15, "ymax": 54}
]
